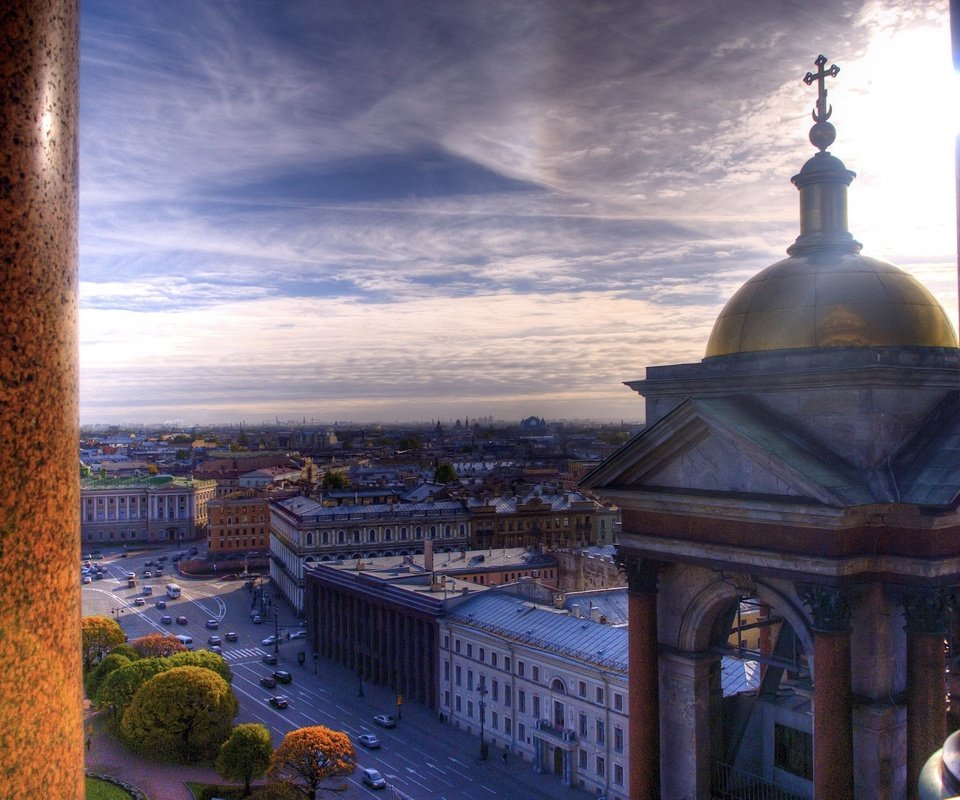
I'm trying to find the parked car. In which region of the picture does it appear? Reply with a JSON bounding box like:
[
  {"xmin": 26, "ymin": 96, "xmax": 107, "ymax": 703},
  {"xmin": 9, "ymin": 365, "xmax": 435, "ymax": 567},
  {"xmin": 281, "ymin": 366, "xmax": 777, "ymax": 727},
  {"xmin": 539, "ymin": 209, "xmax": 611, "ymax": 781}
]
[
  {"xmin": 373, "ymin": 714, "xmax": 396, "ymax": 729},
  {"xmin": 225, "ymin": 631, "xmax": 238, "ymax": 642},
  {"xmin": 176, "ymin": 615, "xmax": 188, "ymax": 625},
  {"xmin": 262, "ymin": 653, "xmax": 278, "ymax": 665},
  {"xmin": 273, "ymin": 670, "xmax": 292, "ymax": 684},
  {"xmin": 205, "ymin": 619, "xmax": 219, "ymax": 629},
  {"xmin": 160, "ymin": 615, "xmax": 172, "ymax": 625},
  {"xmin": 81, "ymin": 575, "xmax": 91, "ymax": 584},
  {"xmin": 357, "ymin": 733, "xmax": 381, "ymax": 749},
  {"xmin": 269, "ymin": 695, "xmax": 288, "ymax": 709},
  {"xmin": 134, "ymin": 597, "xmax": 145, "ymax": 606},
  {"xmin": 290, "ymin": 630, "xmax": 306, "ymax": 639},
  {"xmin": 261, "ymin": 635, "xmax": 277, "ymax": 647},
  {"xmin": 360, "ymin": 767, "xmax": 386, "ymax": 790},
  {"xmin": 260, "ymin": 676, "xmax": 277, "ymax": 689}
]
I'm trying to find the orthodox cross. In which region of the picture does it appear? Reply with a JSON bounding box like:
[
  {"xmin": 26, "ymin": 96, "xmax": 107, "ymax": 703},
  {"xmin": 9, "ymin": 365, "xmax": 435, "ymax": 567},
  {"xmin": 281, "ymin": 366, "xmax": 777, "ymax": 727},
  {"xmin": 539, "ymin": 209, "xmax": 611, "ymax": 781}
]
[{"xmin": 803, "ymin": 54, "xmax": 840, "ymax": 122}]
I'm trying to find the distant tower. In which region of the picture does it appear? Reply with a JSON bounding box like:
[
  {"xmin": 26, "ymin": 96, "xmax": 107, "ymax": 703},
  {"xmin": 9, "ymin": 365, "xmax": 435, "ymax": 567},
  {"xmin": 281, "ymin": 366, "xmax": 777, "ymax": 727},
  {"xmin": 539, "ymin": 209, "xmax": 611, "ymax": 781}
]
[{"xmin": 584, "ymin": 56, "xmax": 959, "ymax": 800}]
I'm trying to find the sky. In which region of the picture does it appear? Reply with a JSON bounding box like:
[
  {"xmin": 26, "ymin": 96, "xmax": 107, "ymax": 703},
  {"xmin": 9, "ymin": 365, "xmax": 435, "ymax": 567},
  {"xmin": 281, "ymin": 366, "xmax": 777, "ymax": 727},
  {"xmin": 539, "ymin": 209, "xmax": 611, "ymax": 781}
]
[{"xmin": 79, "ymin": 0, "xmax": 958, "ymax": 426}]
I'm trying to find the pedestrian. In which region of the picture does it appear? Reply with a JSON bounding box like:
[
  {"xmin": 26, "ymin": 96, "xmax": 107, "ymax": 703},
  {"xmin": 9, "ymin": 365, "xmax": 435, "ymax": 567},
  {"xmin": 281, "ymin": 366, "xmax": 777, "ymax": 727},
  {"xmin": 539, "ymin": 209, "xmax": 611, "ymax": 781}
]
[{"xmin": 501, "ymin": 751, "xmax": 507, "ymax": 765}]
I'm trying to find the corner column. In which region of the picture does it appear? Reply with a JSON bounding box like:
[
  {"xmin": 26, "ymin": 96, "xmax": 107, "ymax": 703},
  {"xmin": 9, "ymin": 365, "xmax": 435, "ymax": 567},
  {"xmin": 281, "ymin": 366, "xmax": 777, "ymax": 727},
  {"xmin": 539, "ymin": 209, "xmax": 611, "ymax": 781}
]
[
  {"xmin": 618, "ymin": 554, "xmax": 662, "ymax": 800},
  {"xmin": 799, "ymin": 584, "xmax": 854, "ymax": 800},
  {"xmin": 1, "ymin": 3, "xmax": 81, "ymax": 798},
  {"xmin": 902, "ymin": 587, "xmax": 947, "ymax": 800}
]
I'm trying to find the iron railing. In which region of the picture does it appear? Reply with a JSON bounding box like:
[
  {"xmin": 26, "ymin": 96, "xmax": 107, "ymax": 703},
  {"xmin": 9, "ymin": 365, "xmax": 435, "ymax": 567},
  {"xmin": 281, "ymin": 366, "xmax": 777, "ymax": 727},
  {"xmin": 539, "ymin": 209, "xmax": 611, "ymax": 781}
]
[{"xmin": 711, "ymin": 762, "xmax": 808, "ymax": 800}]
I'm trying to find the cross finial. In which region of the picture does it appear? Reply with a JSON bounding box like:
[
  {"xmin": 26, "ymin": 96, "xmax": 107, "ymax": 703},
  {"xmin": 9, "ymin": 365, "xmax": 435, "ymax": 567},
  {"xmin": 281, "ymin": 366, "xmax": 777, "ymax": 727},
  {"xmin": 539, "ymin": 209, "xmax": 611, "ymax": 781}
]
[{"xmin": 802, "ymin": 55, "xmax": 840, "ymax": 152}]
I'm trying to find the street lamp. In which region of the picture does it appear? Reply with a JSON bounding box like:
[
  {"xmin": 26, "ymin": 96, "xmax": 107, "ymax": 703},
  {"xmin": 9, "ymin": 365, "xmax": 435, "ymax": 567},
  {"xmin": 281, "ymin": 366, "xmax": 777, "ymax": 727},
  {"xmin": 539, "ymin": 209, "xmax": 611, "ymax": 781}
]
[
  {"xmin": 273, "ymin": 603, "xmax": 280, "ymax": 654},
  {"xmin": 110, "ymin": 606, "xmax": 125, "ymax": 625},
  {"xmin": 478, "ymin": 676, "xmax": 488, "ymax": 760}
]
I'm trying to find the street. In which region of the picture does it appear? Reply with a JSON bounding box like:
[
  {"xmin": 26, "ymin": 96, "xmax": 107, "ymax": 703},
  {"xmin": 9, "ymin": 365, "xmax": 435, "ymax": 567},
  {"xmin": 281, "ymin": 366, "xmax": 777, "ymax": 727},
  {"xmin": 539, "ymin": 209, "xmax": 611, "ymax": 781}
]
[{"xmin": 83, "ymin": 543, "xmax": 595, "ymax": 800}]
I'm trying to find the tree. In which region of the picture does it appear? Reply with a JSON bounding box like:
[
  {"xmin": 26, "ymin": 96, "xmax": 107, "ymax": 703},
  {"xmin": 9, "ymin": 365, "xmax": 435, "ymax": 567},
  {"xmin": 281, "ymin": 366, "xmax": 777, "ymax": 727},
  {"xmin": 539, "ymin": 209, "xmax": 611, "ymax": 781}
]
[
  {"xmin": 130, "ymin": 633, "xmax": 188, "ymax": 659},
  {"xmin": 321, "ymin": 470, "xmax": 349, "ymax": 490},
  {"xmin": 215, "ymin": 723, "xmax": 272, "ymax": 795},
  {"xmin": 81, "ymin": 615, "xmax": 126, "ymax": 672},
  {"xmin": 267, "ymin": 726, "xmax": 355, "ymax": 799},
  {"xmin": 121, "ymin": 665, "xmax": 238, "ymax": 763},
  {"xmin": 433, "ymin": 461, "xmax": 458, "ymax": 484},
  {"xmin": 167, "ymin": 649, "xmax": 233, "ymax": 684},
  {"xmin": 95, "ymin": 658, "xmax": 169, "ymax": 718},
  {"xmin": 85, "ymin": 652, "xmax": 131, "ymax": 699}
]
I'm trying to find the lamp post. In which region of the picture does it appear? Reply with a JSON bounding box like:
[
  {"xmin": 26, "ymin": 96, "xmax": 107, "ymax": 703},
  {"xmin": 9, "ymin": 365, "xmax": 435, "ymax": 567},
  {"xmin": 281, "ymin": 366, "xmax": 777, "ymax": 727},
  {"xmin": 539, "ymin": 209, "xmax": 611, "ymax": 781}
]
[
  {"xmin": 478, "ymin": 676, "xmax": 488, "ymax": 760},
  {"xmin": 274, "ymin": 603, "xmax": 280, "ymax": 654},
  {"xmin": 110, "ymin": 606, "xmax": 125, "ymax": 626}
]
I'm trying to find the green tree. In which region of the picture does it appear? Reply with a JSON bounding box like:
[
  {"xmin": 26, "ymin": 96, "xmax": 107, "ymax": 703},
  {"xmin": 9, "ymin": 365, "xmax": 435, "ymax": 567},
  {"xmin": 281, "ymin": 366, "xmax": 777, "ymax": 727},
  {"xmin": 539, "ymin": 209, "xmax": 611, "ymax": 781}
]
[
  {"xmin": 247, "ymin": 783, "xmax": 302, "ymax": 800},
  {"xmin": 81, "ymin": 615, "xmax": 126, "ymax": 672},
  {"xmin": 121, "ymin": 666, "xmax": 238, "ymax": 763},
  {"xmin": 321, "ymin": 470, "xmax": 349, "ymax": 490},
  {"xmin": 398, "ymin": 436, "xmax": 420, "ymax": 451},
  {"xmin": 108, "ymin": 643, "xmax": 141, "ymax": 662},
  {"xmin": 433, "ymin": 461, "xmax": 458, "ymax": 484},
  {"xmin": 167, "ymin": 649, "xmax": 233, "ymax": 684},
  {"xmin": 85, "ymin": 652, "xmax": 131, "ymax": 699},
  {"xmin": 267, "ymin": 726, "xmax": 355, "ymax": 799},
  {"xmin": 95, "ymin": 657, "xmax": 169, "ymax": 718},
  {"xmin": 215, "ymin": 723, "xmax": 272, "ymax": 795}
]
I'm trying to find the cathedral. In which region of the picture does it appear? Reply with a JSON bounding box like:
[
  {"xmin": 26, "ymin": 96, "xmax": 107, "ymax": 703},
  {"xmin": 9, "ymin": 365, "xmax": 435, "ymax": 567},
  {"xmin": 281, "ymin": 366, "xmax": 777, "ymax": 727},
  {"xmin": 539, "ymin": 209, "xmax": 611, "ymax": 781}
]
[{"xmin": 583, "ymin": 56, "xmax": 960, "ymax": 800}]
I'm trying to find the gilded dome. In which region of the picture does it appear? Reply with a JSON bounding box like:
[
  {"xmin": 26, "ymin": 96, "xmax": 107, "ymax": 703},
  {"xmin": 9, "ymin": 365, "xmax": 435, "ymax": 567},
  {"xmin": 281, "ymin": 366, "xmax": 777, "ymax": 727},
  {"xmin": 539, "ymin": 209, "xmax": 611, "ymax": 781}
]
[{"xmin": 704, "ymin": 252, "xmax": 959, "ymax": 358}]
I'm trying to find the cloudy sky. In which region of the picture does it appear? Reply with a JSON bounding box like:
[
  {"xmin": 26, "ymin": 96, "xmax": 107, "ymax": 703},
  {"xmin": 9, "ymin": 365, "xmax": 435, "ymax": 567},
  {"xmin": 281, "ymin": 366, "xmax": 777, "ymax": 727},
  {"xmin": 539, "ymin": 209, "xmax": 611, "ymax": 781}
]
[{"xmin": 79, "ymin": 0, "xmax": 957, "ymax": 426}]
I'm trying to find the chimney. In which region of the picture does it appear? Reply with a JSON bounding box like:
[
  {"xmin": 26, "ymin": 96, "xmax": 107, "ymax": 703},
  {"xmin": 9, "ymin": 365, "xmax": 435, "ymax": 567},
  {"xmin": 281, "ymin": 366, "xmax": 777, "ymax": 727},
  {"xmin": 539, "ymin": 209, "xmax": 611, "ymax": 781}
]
[
  {"xmin": 424, "ymin": 539, "xmax": 434, "ymax": 572},
  {"xmin": 571, "ymin": 604, "xmax": 581, "ymax": 618},
  {"xmin": 591, "ymin": 606, "xmax": 602, "ymax": 623}
]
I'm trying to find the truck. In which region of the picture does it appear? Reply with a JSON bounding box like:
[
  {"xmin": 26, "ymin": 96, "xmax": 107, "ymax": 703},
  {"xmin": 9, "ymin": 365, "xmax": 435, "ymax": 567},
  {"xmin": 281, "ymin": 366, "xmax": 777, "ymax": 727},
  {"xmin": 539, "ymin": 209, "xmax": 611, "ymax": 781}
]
[{"xmin": 165, "ymin": 583, "xmax": 181, "ymax": 599}]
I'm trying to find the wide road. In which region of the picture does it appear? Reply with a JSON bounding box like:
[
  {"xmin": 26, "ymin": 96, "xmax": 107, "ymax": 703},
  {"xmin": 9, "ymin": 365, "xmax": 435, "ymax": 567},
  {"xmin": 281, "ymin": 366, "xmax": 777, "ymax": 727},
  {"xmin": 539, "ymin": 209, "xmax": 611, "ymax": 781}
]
[{"xmin": 83, "ymin": 543, "xmax": 598, "ymax": 800}]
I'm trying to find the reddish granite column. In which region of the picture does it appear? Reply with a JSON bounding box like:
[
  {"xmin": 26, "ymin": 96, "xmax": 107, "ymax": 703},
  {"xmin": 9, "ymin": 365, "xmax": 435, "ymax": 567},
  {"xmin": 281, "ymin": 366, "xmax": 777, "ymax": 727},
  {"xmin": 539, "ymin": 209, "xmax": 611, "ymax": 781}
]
[
  {"xmin": 903, "ymin": 587, "xmax": 947, "ymax": 800},
  {"xmin": 618, "ymin": 555, "xmax": 662, "ymax": 800},
  {"xmin": 799, "ymin": 585, "xmax": 853, "ymax": 800},
  {"xmin": 0, "ymin": 3, "xmax": 81, "ymax": 798}
]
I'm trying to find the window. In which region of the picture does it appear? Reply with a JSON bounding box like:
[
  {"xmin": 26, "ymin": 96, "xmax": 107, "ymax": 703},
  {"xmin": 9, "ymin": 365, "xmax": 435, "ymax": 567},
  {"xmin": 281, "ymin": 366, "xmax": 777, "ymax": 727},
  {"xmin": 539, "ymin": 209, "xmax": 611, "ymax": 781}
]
[
  {"xmin": 595, "ymin": 686, "xmax": 604, "ymax": 705},
  {"xmin": 479, "ymin": 647, "xmax": 485, "ymax": 663},
  {"xmin": 467, "ymin": 643, "xmax": 473, "ymax": 658},
  {"xmin": 491, "ymin": 679, "xmax": 499, "ymax": 702},
  {"xmin": 455, "ymin": 666, "xmax": 462, "ymax": 687},
  {"xmin": 504, "ymin": 716, "xmax": 511, "ymax": 734},
  {"xmin": 595, "ymin": 756, "xmax": 605, "ymax": 778},
  {"xmin": 578, "ymin": 680, "xmax": 587, "ymax": 698},
  {"xmin": 532, "ymin": 665, "xmax": 539, "ymax": 682},
  {"xmin": 579, "ymin": 749, "xmax": 587, "ymax": 769},
  {"xmin": 444, "ymin": 690, "xmax": 450, "ymax": 707},
  {"xmin": 614, "ymin": 692, "xmax": 623, "ymax": 712},
  {"xmin": 579, "ymin": 712, "xmax": 587, "ymax": 737},
  {"xmin": 614, "ymin": 725, "xmax": 624, "ymax": 753},
  {"xmin": 532, "ymin": 695, "xmax": 540, "ymax": 718},
  {"xmin": 614, "ymin": 763, "xmax": 624, "ymax": 786},
  {"xmin": 504, "ymin": 684, "xmax": 511, "ymax": 707},
  {"xmin": 491, "ymin": 652, "xmax": 498, "ymax": 668},
  {"xmin": 467, "ymin": 700, "xmax": 473, "ymax": 718},
  {"xmin": 491, "ymin": 710, "xmax": 498, "ymax": 730},
  {"xmin": 467, "ymin": 670, "xmax": 473, "ymax": 691},
  {"xmin": 455, "ymin": 695, "xmax": 462, "ymax": 712},
  {"xmin": 455, "ymin": 639, "xmax": 461, "ymax": 653},
  {"xmin": 774, "ymin": 724, "xmax": 813, "ymax": 780},
  {"xmin": 517, "ymin": 661, "xmax": 525, "ymax": 678},
  {"xmin": 443, "ymin": 635, "xmax": 450, "ymax": 650},
  {"xmin": 596, "ymin": 719, "xmax": 605, "ymax": 745},
  {"xmin": 504, "ymin": 656, "xmax": 511, "ymax": 672},
  {"xmin": 444, "ymin": 662, "xmax": 450, "ymax": 681},
  {"xmin": 518, "ymin": 689, "xmax": 526, "ymax": 713},
  {"xmin": 518, "ymin": 722, "xmax": 526, "ymax": 744}
]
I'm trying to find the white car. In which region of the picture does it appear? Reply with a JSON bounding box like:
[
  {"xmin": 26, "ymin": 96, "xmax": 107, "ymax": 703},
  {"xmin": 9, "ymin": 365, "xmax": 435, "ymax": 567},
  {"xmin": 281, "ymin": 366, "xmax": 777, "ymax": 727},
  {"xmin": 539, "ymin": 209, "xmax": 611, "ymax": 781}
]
[
  {"xmin": 360, "ymin": 767, "xmax": 386, "ymax": 789},
  {"xmin": 357, "ymin": 733, "xmax": 381, "ymax": 749},
  {"xmin": 372, "ymin": 714, "xmax": 396, "ymax": 729},
  {"xmin": 261, "ymin": 635, "xmax": 278, "ymax": 647}
]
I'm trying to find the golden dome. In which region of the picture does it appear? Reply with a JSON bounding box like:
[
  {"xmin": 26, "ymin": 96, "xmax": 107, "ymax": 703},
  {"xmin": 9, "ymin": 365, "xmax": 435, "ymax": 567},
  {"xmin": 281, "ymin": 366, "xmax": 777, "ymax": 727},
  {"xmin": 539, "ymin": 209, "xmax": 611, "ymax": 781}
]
[{"xmin": 704, "ymin": 252, "xmax": 959, "ymax": 357}]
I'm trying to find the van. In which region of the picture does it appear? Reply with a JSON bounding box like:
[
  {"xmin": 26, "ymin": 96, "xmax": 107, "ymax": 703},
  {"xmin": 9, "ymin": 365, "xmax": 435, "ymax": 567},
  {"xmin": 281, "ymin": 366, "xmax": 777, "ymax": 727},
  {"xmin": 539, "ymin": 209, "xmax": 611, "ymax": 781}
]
[
  {"xmin": 174, "ymin": 634, "xmax": 193, "ymax": 648},
  {"xmin": 142, "ymin": 585, "xmax": 153, "ymax": 596}
]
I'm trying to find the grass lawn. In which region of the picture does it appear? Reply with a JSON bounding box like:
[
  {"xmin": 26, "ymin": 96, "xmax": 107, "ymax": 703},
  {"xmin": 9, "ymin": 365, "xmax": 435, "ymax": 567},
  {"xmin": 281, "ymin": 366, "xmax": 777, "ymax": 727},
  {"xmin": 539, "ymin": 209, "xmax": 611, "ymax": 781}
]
[{"xmin": 85, "ymin": 776, "xmax": 135, "ymax": 799}]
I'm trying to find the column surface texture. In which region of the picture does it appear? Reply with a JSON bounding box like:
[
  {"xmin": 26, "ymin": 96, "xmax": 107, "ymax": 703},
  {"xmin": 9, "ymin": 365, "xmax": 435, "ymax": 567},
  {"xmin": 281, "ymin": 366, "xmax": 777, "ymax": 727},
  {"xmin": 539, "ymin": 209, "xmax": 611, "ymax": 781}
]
[
  {"xmin": 0, "ymin": 1, "xmax": 81, "ymax": 797},
  {"xmin": 813, "ymin": 629, "xmax": 854, "ymax": 800}
]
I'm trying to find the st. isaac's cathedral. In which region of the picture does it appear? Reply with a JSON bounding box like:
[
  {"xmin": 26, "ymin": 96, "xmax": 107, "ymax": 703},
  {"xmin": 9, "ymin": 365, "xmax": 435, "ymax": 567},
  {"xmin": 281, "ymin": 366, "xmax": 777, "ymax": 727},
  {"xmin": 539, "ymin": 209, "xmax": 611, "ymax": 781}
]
[{"xmin": 584, "ymin": 56, "xmax": 960, "ymax": 800}]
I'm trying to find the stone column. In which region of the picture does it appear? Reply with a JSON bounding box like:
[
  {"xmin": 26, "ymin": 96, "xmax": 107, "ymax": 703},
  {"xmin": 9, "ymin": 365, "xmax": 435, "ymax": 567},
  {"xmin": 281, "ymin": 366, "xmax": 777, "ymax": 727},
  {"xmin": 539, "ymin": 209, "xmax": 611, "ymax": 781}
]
[
  {"xmin": 1, "ymin": 2, "xmax": 81, "ymax": 798},
  {"xmin": 902, "ymin": 587, "xmax": 947, "ymax": 800},
  {"xmin": 799, "ymin": 584, "xmax": 854, "ymax": 800},
  {"xmin": 617, "ymin": 554, "xmax": 661, "ymax": 799}
]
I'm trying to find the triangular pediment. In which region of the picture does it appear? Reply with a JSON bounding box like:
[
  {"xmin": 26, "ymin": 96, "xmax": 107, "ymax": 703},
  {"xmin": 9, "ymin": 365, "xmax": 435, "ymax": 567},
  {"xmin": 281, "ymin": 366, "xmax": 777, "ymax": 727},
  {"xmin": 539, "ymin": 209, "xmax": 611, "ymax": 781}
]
[{"xmin": 582, "ymin": 397, "xmax": 874, "ymax": 507}]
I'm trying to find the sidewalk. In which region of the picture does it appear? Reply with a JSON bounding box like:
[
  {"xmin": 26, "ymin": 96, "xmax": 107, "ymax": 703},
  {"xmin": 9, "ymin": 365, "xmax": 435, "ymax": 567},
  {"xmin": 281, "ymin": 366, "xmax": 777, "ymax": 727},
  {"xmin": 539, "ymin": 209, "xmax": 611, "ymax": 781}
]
[{"xmin": 85, "ymin": 700, "xmax": 220, "ymax": 800}]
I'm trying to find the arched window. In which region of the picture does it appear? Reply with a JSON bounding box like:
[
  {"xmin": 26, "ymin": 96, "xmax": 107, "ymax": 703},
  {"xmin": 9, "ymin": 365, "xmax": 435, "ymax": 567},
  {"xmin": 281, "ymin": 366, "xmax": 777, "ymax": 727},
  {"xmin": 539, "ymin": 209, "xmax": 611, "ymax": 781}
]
[
  {"xmin": 338, "ymin": 530, "xmax": 345, "ymax": 544},
  {"xmin": 368, "ymin": 529, "xmax": 376, "ymax": 542},
  {"xmin": 459, "ymin": 524, "xmax": 466, "ymax": 536},
  {"xmin": 384, "ymin": 528, "xmax": 392, "ymax": 541},
  {"xmin": 415, "ymin": 526, "xmax": 422, "ymax": 539},
  {"xmin": 430, "ymin": 525, "xmax": 437, "ymax": 539},
  {"xmin": 305, "ymin": 532, "xmax": 313, "ymax": 546},
  {"xmin": 353, "ymin": 530, "xmax": 360, "ymax": 543},
  {"xmin": 551, "ymin": 678, "xmax": 566, "ymax": 694},
  {"xmin": 400, "ymin": 526, "xmax": 407, "ymax": 540}
]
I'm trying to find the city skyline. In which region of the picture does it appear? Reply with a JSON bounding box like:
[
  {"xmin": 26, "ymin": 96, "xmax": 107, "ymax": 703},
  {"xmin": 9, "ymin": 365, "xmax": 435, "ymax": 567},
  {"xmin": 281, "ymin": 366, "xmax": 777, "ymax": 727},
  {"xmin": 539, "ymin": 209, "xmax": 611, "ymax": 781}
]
[{"xmin": 80, "ymin": 1, "xmax": 957, "ymax": 425}]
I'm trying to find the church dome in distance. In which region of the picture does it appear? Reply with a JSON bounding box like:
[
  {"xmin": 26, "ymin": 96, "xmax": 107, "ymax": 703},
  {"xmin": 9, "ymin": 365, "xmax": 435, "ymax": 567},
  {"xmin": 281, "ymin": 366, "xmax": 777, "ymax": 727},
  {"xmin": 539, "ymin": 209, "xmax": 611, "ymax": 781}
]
[{"xmin": 704, "ymin": 56, "xmax": 958, "ymax": 359}]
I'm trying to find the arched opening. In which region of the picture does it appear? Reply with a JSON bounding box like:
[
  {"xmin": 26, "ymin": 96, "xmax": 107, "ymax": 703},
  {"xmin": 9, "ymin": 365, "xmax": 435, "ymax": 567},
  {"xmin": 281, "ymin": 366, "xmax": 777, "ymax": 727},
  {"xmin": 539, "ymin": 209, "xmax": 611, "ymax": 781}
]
[{"xmin": 707, "ymin": 592, "xmax": 812, "ymax": 800}]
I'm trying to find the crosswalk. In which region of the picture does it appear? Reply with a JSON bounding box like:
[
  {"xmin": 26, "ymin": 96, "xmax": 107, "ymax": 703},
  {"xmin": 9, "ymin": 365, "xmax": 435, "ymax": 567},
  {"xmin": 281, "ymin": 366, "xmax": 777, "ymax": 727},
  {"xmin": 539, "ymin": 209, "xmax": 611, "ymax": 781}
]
[{"xmin": 222, "ymin": 646, "xmax": 269, "ymax": 661}]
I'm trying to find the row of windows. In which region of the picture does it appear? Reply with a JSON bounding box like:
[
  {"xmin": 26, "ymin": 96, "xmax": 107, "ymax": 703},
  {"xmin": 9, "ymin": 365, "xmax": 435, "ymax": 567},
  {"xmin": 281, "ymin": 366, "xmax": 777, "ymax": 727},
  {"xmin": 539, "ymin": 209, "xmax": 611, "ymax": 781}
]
[
  {"xmin": 304, "ymin": 523, "xmax": 468, "ymax": 546},
  {"xmin": 444, "ymin": 636, "xmax": 624, "ymax": 711}
]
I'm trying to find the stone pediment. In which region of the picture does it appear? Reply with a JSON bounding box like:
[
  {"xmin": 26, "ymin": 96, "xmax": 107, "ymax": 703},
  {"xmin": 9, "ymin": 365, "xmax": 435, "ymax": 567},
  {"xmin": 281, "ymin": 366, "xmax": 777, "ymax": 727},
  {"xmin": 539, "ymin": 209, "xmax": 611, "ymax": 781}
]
[{"xmin": 582, "ymin": 397, "xmax": 875, "ymax": 507}]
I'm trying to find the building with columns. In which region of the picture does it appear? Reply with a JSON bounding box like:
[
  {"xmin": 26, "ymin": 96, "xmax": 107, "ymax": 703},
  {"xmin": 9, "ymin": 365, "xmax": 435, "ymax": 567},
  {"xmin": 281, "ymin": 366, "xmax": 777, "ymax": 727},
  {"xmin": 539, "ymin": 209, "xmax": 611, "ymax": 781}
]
[
  {"xmin": 81, "ymin": 475, "xmax": 217, "ymax": 545},
  {"xmin": 583, "ymin": 58, "xmax": 960, "ymax": 800}
]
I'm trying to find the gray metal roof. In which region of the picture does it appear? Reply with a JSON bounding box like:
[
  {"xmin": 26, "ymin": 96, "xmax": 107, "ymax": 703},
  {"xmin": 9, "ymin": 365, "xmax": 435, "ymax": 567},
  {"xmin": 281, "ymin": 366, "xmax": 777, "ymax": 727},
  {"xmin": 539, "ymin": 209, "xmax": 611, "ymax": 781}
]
[
  {"xmin": 276, "ymin": 496, "xmax": 466, "ymax": 521},
  {"xmin": 446, "ymin": 591, "xmax": 627, "ymax": 673}
]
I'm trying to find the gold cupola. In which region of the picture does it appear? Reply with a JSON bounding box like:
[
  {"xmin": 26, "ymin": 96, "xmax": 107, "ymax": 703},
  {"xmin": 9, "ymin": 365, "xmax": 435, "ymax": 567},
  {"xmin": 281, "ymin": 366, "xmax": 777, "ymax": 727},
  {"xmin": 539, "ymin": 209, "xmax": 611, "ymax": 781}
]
[{"xmin": 705, "ymin": 55, "xmax": 958, "ymax": 359}]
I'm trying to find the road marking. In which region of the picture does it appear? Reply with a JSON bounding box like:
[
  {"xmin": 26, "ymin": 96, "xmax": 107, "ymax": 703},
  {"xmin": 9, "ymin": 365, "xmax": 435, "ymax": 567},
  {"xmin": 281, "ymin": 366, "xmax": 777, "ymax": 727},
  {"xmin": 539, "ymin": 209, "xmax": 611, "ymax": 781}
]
[
  {"xmin": 480, "ymin": 785, "xmax": 497, "ymax": 795},
  {"xmin": 448, "ymin": 756, "xmax": 467, "ymax": 767}
]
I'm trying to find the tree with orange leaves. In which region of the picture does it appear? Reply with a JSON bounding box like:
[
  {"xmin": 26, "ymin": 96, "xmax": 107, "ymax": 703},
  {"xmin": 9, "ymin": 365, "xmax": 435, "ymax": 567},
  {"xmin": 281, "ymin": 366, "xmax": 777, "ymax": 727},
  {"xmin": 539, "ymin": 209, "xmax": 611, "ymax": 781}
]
[
  {"xmin": 81, "ymin": 615, "xmax": 126, "ymax": 672},
  {"xmin": 130, "ymin": 632, "xmax": 187, "ymax": 658},
  {"xmin": 267, "ymin": 725, "xmax": 355, "ymax": 799}
]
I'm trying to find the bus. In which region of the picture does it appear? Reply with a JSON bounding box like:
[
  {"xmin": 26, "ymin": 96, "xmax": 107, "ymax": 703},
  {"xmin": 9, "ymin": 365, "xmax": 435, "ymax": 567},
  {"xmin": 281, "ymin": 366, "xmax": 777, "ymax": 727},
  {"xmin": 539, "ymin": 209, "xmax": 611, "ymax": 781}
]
[{"xmin": 165, "ymin": 583, "xmax": 181, "ymax": 599}]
